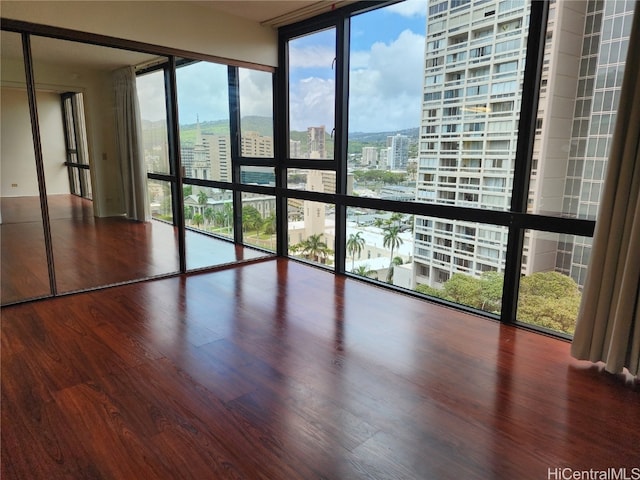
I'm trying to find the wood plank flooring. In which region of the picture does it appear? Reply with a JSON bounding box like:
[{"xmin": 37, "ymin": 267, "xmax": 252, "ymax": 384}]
[
  {"xmin": 1, "ymin": 195, "xmax": 272, "ymax": 304},
  {"xmin": 1, "ymin": 259, "xmax": 638, "ymax": 479}
]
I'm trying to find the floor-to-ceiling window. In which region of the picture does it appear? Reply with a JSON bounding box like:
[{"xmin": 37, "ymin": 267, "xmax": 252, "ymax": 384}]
[
  {"xmin": 3, "ymin": 0, "xmax": 637, "ymax": 341},
  {"xmin": 278, "ymin": 0, "xmax": 637, "ymax": 337},
  {"xmin": 0, "ymin": 21, "xmax": 278, "ymax": 305}
]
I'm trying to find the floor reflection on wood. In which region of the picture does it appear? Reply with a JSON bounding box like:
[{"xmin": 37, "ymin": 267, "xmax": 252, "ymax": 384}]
[
  {"xmin": 1, "ymin": 194, "xmax": 271, "ymax": 304},
  {"xmin": 2, "ymin": 259, "xmax": 638, "ymax": 479}
]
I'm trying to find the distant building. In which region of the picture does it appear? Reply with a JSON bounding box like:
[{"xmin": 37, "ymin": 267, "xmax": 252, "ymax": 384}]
[
  {"xmin": 387, "ymin": 134, "xmax": 409, "ymax": 170},
  {"xmin": 362, "ymin": 146, "xmax": 378, "ymax": 167},
  {"xmin": 241, "ymin": 131, "xmax": 273, "ymax": 158},
  {"xmin": 307, "ymin": 126, "xmax": 326, "ymax": 159}
]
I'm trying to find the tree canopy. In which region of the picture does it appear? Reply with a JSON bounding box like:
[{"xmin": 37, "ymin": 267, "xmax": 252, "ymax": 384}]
[
  {"xmin": 353, "ymin": 170, "xmax": 407, "ymax": 185},
  {"xmin": 415, "ymin": 270, "xmax": 581, "ymax": 334}
]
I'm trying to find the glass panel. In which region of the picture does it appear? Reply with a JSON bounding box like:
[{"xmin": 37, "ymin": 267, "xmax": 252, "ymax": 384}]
[
  {"xmin": 183, "ymin": 185, "xmax": 231, "ymax": 238},
  {"xmin": 346, "ymin": 207, "xmax": 415, "ymax": 283},
  {"xmin": 287, "ymin": 168, "xmax": 337, "ymax": 194},
  {"xmin": 242, "ymin": 192, "xmax": 276, "ymax": 251},
  {"xmin": 240, "ymin": 166, "xmax": 275, "ymax": 185},
  {"xmin": 413, "ymin": 215, "xmax": 507, "ymax": 316},
  {"xmin": 177, "ymin": 60, "xmax": 231, "ymax": 182},
  {"xmin": 1, "ymin": 31, "xmax": 51, "ymax": 304},
  {"xmin": 415, "ymin": 1, "xmax": 527, "ymax": 212},
  {"xmin": 30, "ymin": 35, "xmax": 179, "ymax": 292},
  {"xmin": 185, "ymin": 185, "xmax": 232, "ymax": 269},
  {"xmin": 137, "ymin": 68, "xmax": 171, "ymax": 174},
  {"xmin": 517, "ymin": 231, "xmax": 588, "ymax": 335},
  {"xmin": 184, "ymin": 186, "xmax": 271, "ymax": 270},
  {"xmin": 148, "ymin": 178, "xmax": 173, "ymax": 222},
  {"xmin": 529, "ymin": 1, "xmax": 635, "ymax": 221},
  {"xmin": 288, "ymin": 199, "xmax": 335, "ymax": 267},
  {"xmin": 349, "ymin": 4, "xmax": 424, "ymax": 181},
  {"xmin": 288, "ymin": 28, "xmax": 336, "ymax": 160},
  {"xmin": 239, "ymin": 68, "xmax": 274, "ymax": 158}
]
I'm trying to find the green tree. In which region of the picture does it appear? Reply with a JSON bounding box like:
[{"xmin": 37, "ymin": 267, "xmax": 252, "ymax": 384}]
[
  {"xmin": 389, "ymin": 212, "xmax": 404, "ymax": 228},
  {"xmin": 297, "ymin": 233, "xmax": 330, "ymax": 263},
  {"xmin": 213, "ymin": 202, "xmax": 233, "ymax": 233},
  {"xmin": 382, "ymin": 225, "xmax": 403, "ymax": 282},
  {"xmin": 441, "ymin": 273, "xmax": 483, "ymax": 308},
  {"xmin": 263, "ymin": 213, "xmax": 277, "ymax": 236},
  {"xmin": 518, "ymin": 271, "xmax": 581, "ymax": 334},
  {"xmin": 415, "ymin": 283, "xmax": 445, "ymax": 299},
  {"xmin": 352, "ymin": 264, "xmax": 376, "ymax": 279},
  {"xmin": 478, "ymin": 271, "xmax": 503, "ymax": 313},
  {"xmin": 203, "ymin": 207, "xmax": 214, "ymax": 226},
  {"xmin": 242, "ymin": 206, "xmax": 263, "ymax": 236},
  {"xmin": 184, "ymin": 205, "xmax": 194, "ymax": 221},
  {"xmin": 183, "ymin": 185, "xmax": 193, "ymax": 197},
  {"xmin": 197, "ymin": 190, "xmax": 208, "ymax": 206},
  {"xmin": 346, "ymin": 232, "xmax": 366, "ymax": 270},
  {"xmin": 192, "ymin": 213, "xmax": 204, "ymax": 228}
]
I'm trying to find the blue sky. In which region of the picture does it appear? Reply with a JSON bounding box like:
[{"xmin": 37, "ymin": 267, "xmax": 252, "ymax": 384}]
[
  {"xmin": 289, "ymin": 0, "xmax": 427, "ymax": 132},
  {"xmin": 138, "ymin": 1, "xmax": 428, "ymax": 133}
]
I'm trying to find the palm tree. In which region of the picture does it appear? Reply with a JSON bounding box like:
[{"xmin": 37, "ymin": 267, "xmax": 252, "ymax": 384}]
[
  {"xmin": 389, "ymin": 212, "xmax": 404, "ymax": 227},
  {"xmin": 203, "ymin": 207, "xmax": 214, "ymax": 226},
  {"xmin": 192, "ymin": 213, "xmax": 204, "ymax": 228},
  {"xmin": 197, "ymin": 190, "xmax": 208, "ymax": 207},
  {"xmin": 242, "ymin": 206, "xmax": 263, "ymax": 237},
  {"xmin": 383, "ymin": 225, "xmax": 403, "ymax": 283},
  {"xmin": 300, "ymin": 233, "xmax": 329, "ymax": 263},
  {"xmin": 352, "ymin": 264, "xmax": 375, "ymax": 279},
  {"xmin": 196, "ymin": 190, "xmax": 208, "ymax": 217},
  {"xmin": 346, "ymin": 232, "xmax": 365, "ymax": 270}
]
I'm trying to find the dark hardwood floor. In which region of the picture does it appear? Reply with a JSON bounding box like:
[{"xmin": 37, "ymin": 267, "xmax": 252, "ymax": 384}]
[
  {"xmin": 1, "ymin": 259, "xmax": 638, "ymax": 479},
  {"xmin": 1, "ymin": 195, "xmax": 272, "ymax": 304}
]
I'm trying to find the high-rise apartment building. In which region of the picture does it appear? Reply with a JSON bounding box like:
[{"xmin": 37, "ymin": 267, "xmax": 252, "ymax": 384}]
[
  {"xmin": 387, "ymin": 134, "xmax": 410, "ymax": 170},
  {"xmin": 414, "ymin": 0, "xmax": 528, "ymax": 288},
  {"xmin": 413, "ymin": 0, "xmax": 634, "ymax": 290},
  {"xmin": 555, "ymin": 0, "xmax": 635, "ymax": 287}
]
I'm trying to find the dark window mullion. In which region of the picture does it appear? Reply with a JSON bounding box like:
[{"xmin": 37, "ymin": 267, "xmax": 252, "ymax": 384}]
[
  {"xmin": 166, "ymin": 57, "xmax": 186, "ymax": 273},
  {"xmin": 274, "ymin": 60, "xmax": 289, "ymax": 257},
  {"xmin": 333, "ymin": 14, "xmax": 350, "ymax": 275},
  {"xmin": 500, "ymin": 0, "xmax": 549, "ymax": 324},
  {"xmin": 228, "ymin": 66, "xmax": 244, "ymax": 245}
]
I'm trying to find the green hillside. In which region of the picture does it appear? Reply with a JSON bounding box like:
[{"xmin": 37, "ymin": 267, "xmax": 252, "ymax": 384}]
[{"xmin": 142, "ymin": 116, "xmax": 417, "ymax": 157}]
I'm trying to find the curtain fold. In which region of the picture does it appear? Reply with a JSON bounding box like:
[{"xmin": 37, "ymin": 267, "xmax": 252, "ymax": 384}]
[
  {"xmin": 570, "ymin": 8, "xmax": 640, "ymax": 377},
  {"xmin": 113, "ymin": 66, "xmax": 150, "ymax": 222}
]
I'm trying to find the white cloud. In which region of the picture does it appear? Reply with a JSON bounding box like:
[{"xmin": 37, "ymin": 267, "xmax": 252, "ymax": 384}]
[
  {"xmin": 288, "ymin": 28, "xmax": 425, "ymax": 133},
  {"xmin": 386, "ymin": 0, "xmax": 428, "ymax": 18},
  {"xmin": 239, "ymin": 69, "xmax": 273, "ymax": 118},
  {"xmin": 288, "ymin": 44, "xmax": 335, "ymax": 68},
  {"xmin": 289, "ymin": 77, "xmax": 336, "ymax": 131},
  {"xmin": 348, "ymin": 29, "xmax": 425, "ymax": 132}
]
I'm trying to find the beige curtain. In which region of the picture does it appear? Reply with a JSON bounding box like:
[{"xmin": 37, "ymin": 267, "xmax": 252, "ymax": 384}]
[
  {"xmin": 570, "ymin": 8, "xmax": 640, "ymax": 377},
  {"xmin": 113, "ymin": 66, "xmax": 150, "ymax": 222}
]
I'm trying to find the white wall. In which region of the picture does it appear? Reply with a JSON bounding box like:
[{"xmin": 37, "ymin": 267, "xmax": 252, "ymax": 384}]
[
  {"xmin": 1, "ymin": 43, "xmax": 128, "ymax": 215},
  {"xmin": 0, "ymin": 88, "xmax": 70, "ymax": 197},
  {"xmin": 1, "ymin": 87, "xmax": 38, "ymax": 197},
  {"xmin": 1, "ymin": 1, "xmax": 278, "ymax": 67}
]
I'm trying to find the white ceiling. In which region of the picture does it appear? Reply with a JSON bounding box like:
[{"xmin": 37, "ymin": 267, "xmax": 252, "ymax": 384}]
[
  {"xmin": 0, "ymin": 1, "xmax": 357, "ymax": 73},
  {"xmin": 190, "ymin": 1, "xmax": 355, "ymax": 27}
]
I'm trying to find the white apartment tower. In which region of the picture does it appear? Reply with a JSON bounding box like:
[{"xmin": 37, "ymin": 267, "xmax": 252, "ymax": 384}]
[
  {"xmin": 307, "ymin": 126, "xmax": 326, "ymax": 159},
  {"xmin": 414, "ymin": 0, "xmax": 634, "ymax": 290},
  {"xmin": 414, "ymin": 0, "xmax": 528, "ymax": 288},
  {"xmin": 387, "ymin": 134, "xmax": 410, "ymax": 170}
]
